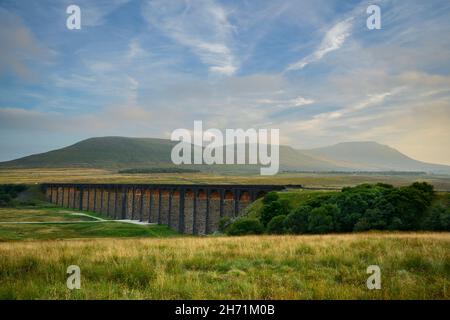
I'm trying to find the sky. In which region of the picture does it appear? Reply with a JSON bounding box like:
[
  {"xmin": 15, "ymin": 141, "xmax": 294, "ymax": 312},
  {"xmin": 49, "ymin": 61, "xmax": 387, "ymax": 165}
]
[{"xmin": 0, "ymin": 0, "xmax": 449, "ymax": 165}]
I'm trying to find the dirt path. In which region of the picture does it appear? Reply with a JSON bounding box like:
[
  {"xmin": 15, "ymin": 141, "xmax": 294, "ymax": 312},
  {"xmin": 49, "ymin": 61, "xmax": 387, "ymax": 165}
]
[{"xmin": 0, "ymin": 212, "xmax": 155, "ymax": 225}]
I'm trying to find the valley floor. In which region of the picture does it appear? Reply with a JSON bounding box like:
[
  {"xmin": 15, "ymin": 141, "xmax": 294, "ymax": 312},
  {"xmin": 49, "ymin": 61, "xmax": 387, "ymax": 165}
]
[
  {"xmin": 0, "ymin": 232, "xmax": 449, "ymax": 299},
  {"xmin": 0, "ymin": 182, "xmax": 449, "ymax": 300},
  {"xmin": 1, "ymin": 168, "xmax": 450, "ymax": 190},
  {"xmin": 0, "ymin": 207, "xmax": 178, "ymax": 241}
]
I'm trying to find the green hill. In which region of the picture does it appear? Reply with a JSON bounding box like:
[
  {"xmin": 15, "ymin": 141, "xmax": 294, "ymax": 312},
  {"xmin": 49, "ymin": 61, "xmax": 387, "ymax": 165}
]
[
  {"xmin": 1, "ymin": 137, "xmax": 449, "ymax": 174},
  {"xmin": 0, "ymin": 137, "xmax": 176, "ymax": 168}
]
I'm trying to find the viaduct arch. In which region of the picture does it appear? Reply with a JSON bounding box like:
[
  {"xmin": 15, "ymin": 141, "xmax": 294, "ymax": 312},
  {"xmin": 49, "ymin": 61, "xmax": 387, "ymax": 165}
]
[{"xmin": 42, "ymin": 183, "xmax": 301, "ymax": 234}]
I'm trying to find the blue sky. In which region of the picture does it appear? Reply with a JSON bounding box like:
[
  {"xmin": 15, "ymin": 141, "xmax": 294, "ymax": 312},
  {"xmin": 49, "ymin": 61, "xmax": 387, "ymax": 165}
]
[{"xmin": 0, "ymin": 0, "xmax": 449, "ymax": 164}]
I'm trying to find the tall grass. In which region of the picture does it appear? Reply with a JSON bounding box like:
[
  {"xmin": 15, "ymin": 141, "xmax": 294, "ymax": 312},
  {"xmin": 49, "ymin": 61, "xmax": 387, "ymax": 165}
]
[
  {"xmin": 0, "ymin": 233, "xmax": 448, "ymax": 299},
  {"xmin": 1, "ymin": 168, "xmax": 450, "ymax": 191}
]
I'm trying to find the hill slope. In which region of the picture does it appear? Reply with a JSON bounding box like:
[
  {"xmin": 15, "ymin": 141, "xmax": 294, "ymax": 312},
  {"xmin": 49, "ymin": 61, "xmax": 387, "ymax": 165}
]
[
  {"xmin": 304, "ymin": 142, "xmax": 450, "ymax": 173},
  {"xmin": 0, "ymin": 137, "xmax": 177, "ymax": 168},
  {"xmin": 1, "ymin": 137, "xmax": 449, "ymax": 174}
]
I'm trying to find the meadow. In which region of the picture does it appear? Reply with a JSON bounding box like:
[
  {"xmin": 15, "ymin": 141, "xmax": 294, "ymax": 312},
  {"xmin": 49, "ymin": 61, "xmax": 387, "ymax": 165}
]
[
  {"xmin": 0, "ymin": 172, "xmax": 449, "ymax": 300},
  {"xmin": 0, "ymin": 207, "xmax": 178, "ymax": 241},
  {"xmin": 0, "ymin": 233, "xmax": 449, "ymax": 299},
  {"xmin": 1, "ymin": 168, "xmax": 450, "ymax": 190}
]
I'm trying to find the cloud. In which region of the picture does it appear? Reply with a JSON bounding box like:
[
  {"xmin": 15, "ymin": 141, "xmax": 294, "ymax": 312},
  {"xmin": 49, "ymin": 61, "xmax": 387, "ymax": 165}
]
[
  {"xmin": 143, "ymin": 0, "xmax": 237, "ymax": 75},
  {"xmin": 0, "ymin": 0, "xmax": 449, "ymax": 165},
  {"xmin": 79, "ymin": 0, "xmax": 131, "ymax": 27},
  {"xmin": 0, "ymin": 8, "xmax": 52, "ymax": 81},
  {"xmin": 126, "ymin": 39, "xmax": 147, "ymax": 60},
  {"xmin": 268, "ymin": 89, "xmax": 395, "ymax": 140},
  {"xmin": 257, "ymin": 96, "xmax": 315, "ymax": 108},
  {"xmin": 0, "ymin": 105, "xmax": 153, "ymax": 134},
  {"xmin": 286, "ymin": 17, "xmax": 353, "ymax": 71}
]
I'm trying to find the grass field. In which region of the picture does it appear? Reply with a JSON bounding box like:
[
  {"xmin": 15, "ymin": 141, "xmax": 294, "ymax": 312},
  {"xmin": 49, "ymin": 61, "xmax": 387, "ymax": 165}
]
[
  {"xmin": 1, "ymin": 168, "xmax": 450, "ymax": 190},
  {"xmin": 0, "ymin": 207, "xmax": 98, "ymax": 222},
  {"xmin": 0, "ymin": 233, "xmax": 448, "ymax": 299},
  {"xmin": 0, "ymin": 175, "xmax": 449, "ymax": 300},
  {"xmin": 0, "ymin": 207, "xmax": 179, "ymax": 241}
]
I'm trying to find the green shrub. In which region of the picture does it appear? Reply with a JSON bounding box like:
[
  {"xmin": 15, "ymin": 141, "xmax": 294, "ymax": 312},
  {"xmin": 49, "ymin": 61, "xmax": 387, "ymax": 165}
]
[
  {"xmin": 0, "ymin": 193, "xmax": 12, "ymax": 207},
  {"xmin": 385, "ymin": 187, "xmax": 431, "ymax": 230},
  {"xmin": 354, "ymin": 208, "xmax": 387, "ymax": 232},
  {"xmin": 260, "ymin": 199, "xmax": 290, "ymax": 227},
  {"xmin": 284, "ymin": 205, "xmax": 311, "ymax": 234},
  {"xmin": 262, "ymin": 192, "xmax": 279, "ymax": 205},
  {"xmin": 423, "ymin": 205, "xmax": 450, "ymax": 231},
  {"xmin": 267, "ymin": 215, "xmax": 287, "ymax": 234},
  {"xmin": 226, "ymin": 218, "xmax": 264, "ymax": 236},
  {"xmin": 252, "ymin": 182, "xmax": 441, "ymax": 234},
  {"xmin": 218, "ymin": 217, "xmax": 233, "ymax": 233},
  {"xmin": 0, "ymin": 184, "xmax": 27, "ymax": 207},
  {"xmin": 308, "ymin": 204, "xmax": 339, "ymax": 234}
]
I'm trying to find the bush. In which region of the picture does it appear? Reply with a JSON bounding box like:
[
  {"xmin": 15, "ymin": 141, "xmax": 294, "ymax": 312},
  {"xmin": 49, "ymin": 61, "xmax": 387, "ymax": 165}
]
[
  {"xmin": 267, "ymin": 215, "xmax": 287, "ymax": 234},
  {"xmin": 0, "ymin": 184, "xmax": 27, "ymax": 207},
  {"xmin": 226, "ymin": 218, "xmax": 264, "ymax": 236},
  {"xmin": 423, "ymin": 205, "xmax": 450, "ymax": 231},
  {"xmin": 260, "ymin": 199, "xmax": 290, "ymax": 227},
  {"xmin": 284, "ymin": 205, "xmax": 311, "ymax": 234},
  {"xmin": 251, "ymin": 182, "xmax": 442, "ymax": 235},
  {"xmin": 354, "ymin": 208, "xmax": 386, "ymax": 232},
  {"xmin": 0, "ymin": 193, "xmax": 12, "ymax": 207},
  {"xmin": 218, "ymin": 217, "xmax": 233, "ymax": 233},
  {"xmin": 304, "ymin": 182, "xmax": 437, "ymax": 232},
  {"xmin": 385, "ymin": 187, "xmax": 431, "ymax": 230},
  {"xmin": 410, "ymin": 182, "xmax": 434, "ymax": 198},
  {"xmin": 308, "ymin": 204, "xmax": 339, "ymax": 234},
  {"xmin": 263, "ymin": 192, "xmax": 279, "ymax": 205}
]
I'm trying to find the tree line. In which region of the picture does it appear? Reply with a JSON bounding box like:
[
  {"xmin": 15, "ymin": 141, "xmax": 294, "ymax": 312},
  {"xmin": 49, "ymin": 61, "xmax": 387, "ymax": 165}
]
[{"xmin": 221, "ymin": 182, "xmax": 450, "ymax": 235}]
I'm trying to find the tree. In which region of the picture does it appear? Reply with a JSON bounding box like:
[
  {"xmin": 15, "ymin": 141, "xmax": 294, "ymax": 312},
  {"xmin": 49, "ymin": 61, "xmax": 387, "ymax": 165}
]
[
  {"xmin": 260, "ymin": 199, "xmax": 290, "ymax": 227},
  {"xmin": 386, "ymin": 186, "xmax": 433, "ymax": 230},
  {"xmin": 423, "ymin": 205, "xmax": 450, "ymax": 231},
  {"xmin": 267, "ymin": 215, "xmax": 287, "ymax": 234},
  {"xmin": 410, "ymin": 182, "xmax": 434, "ymax": 199},
  {"xmin": 354, "ymin": 208, "xmax": 386, "ymax": 231},
  {"xmin": 226, "ymin": 218, "xmax": 264, "ymax": 236},
  {"xmin": 333, "ymin": 193, "xmax": 368, "ymax": 232},
  {"xmin": 308, "ymin": 204, "xmax": 339, "ymax": 234},
  {"xmin": 262, "ymin": 192, "xmax": 279, "ymax": 205},
  {"xmin": 284, "ymin": 205, "xmax": 311, "ymax": 234},
  {"xmin": 218, "ymin": 217, "xmax": 233, "ymax": 233}
]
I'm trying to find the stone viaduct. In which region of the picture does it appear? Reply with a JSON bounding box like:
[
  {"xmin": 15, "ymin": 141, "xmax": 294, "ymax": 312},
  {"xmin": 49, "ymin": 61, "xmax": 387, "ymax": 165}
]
[{"xmin": 42, "ymin": 183, "xmax": 301, "ymax": 234}]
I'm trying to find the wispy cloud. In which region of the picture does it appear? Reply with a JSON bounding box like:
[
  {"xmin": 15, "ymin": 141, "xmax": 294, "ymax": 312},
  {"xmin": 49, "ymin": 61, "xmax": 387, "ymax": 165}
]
[
  {"xmin": 79, "ymin": 0, "xmax": 131, "ymax": 27},
  {"xmin": 143, "ymin": 0, "xmax": 237, "ymax": 75},
  {"xmin": 286, "ymin": 17, "xmax": 353, "ymax": 71},
  {"xmin": 257, "ymin": 96, "xmax": 315, "ymax": 108},
  {"xmin": 0, "ymin": 8, "xmax": 52, "ymax": 81},
  {"xmin": 1, "ymin": 0, "xmax": 449, "ymax": 165},
  {"xmin": 126, "ymin": 39, "xmax": 147, "ymax": 60}
]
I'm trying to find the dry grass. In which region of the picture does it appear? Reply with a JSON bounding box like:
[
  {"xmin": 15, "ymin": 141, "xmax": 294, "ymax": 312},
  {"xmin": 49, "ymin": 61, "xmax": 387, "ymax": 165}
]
[
  {"xmin": 0, "ymin": 233, "xmax": 449, "ymax": 299},
  {"xmin": 1, "ymin": 168, "xmax": 450, "ymax": 190}
]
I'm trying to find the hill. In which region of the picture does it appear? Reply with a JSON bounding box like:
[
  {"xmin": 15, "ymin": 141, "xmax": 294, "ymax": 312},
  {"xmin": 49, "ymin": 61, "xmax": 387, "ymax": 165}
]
[
  {"xmin": 304, "ymin": 141, "xmax": 450, "ymax": 173},
  {"xmin": 1, "ymin": 137, "xmax": 449, "ymax": 174},
  {"xmin": 0, "ymin": 137, "xmax": 176, "ymax": 168}
]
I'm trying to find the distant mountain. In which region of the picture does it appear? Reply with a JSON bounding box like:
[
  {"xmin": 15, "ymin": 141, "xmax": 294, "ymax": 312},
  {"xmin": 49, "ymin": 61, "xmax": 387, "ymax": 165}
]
[
  {"xmin": 1, "ymin": 137, "xmax": 449, "ymax": 174},
  {"xmin": 303, "ymin": 141, "xmax": 450, "ymax": 174}
]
